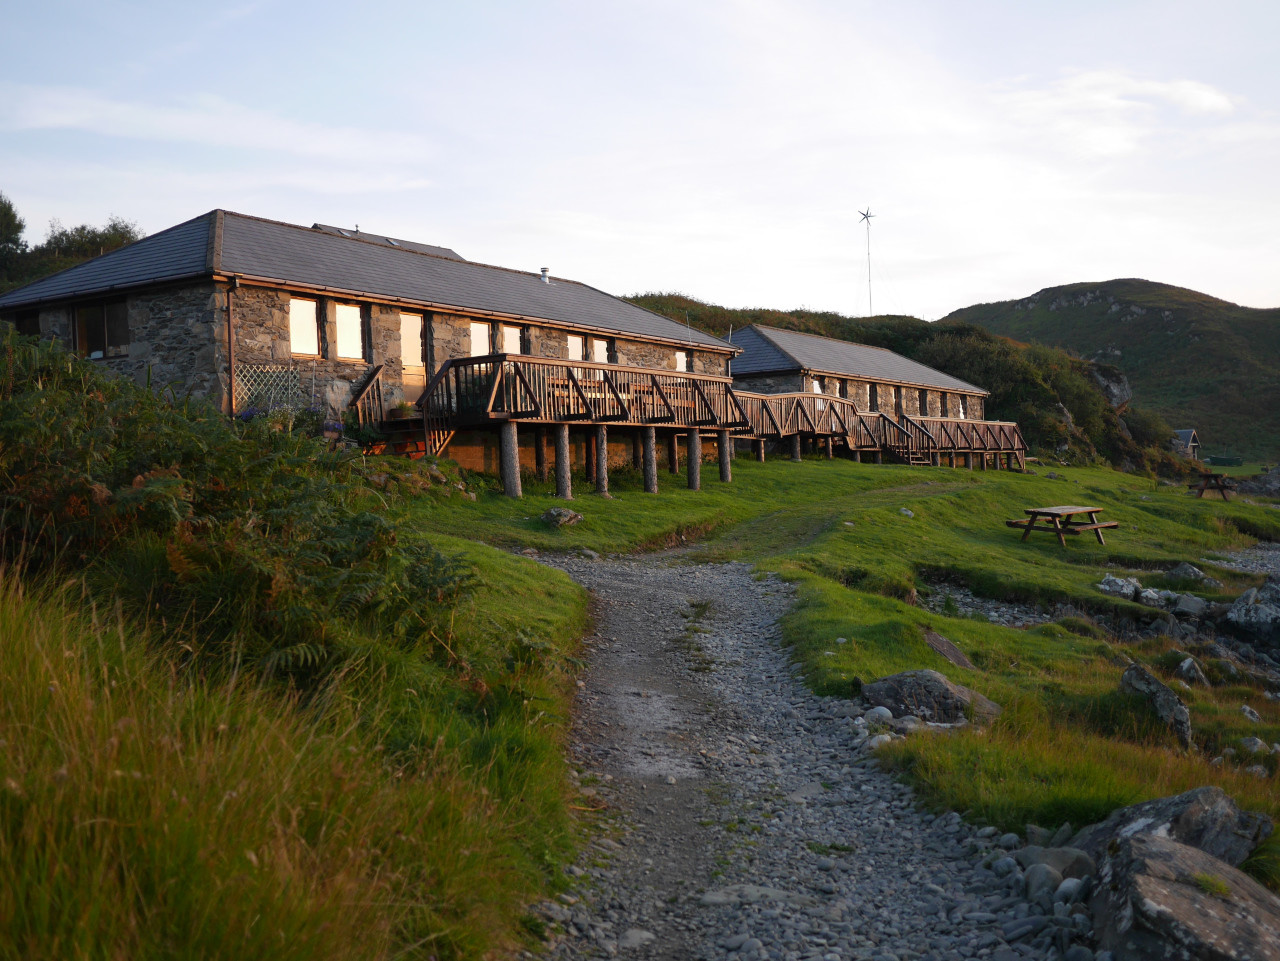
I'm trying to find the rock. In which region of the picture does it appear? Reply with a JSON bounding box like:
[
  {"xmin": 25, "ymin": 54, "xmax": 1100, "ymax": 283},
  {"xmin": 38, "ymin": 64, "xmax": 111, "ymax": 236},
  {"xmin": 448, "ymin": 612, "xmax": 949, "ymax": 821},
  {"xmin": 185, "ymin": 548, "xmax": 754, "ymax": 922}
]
[
  {"xmin": 1137, "ymin": 588, "xmax": 1163, "ymax": 607},
  {"xmin": 862, "ymin": 669, "xmax": 1001, "ymax": 724},
  {"xmin": 866, "ymin": 734, "xmax": 894, "ymax": 751},
  {"xmin": 1090, "ymin": 834, "xmax": 1280, "ymax": 961},
  {"xmin": 1120, "ymin": 663, "xmax": 1193, "ymax": 749},
  {"xmin": 1226, "ymin": 580, "xmax": 1280, "ymax": 642},
  {"xmin": 998, "ymin": 832, "xmax": 1021, "ymax": 849},
  {"xmin": 1070, "ymin": 786, "xmax": 1272, "ymax": 868},
  {"xmin": 1098, "ymin": 574, "xmax": 1142, "ymax": 600},
  {"xmin": 1024, "ymin": 862, "xmax": 1063, "ymax": 900},
  {"xmin": 1174, "ymin": 593, "xmax": 1208, "ymax": 617},
  {"xmin": 1242, "ymin": 704, "xmax": 1262, "ymax": 722},
  {"xmin": 992, "ymin": 856, "xmax": 1018, "ymax": 877},
  {"xmin": 923, "ymin": 629, "xmax": 976, "ymax": 669},
  {"xmin": 1056, "ymin": 877, "xmax": 1084, "ymax": 903},
  {"xmin": 1026, "ymin": 824, "xmax": 1054, "ymax": 846},
  {"xmin": 618, "ymin": 928, "xmax": 656, "ymax": 949},
  {"xmin": 864, "ymin": 705, "xmax": 894, "ymax": 725},
  {"xmin": 899, "ymin": 507, "xmax": 915, "ymax": 518},
  {"xmin": 1176, "ymin": 656, "xmax": 1210, "ymax": 687},
  {"xmin": 699, "ymin": 884, "xmax": 818, "ymax": 908},
  {"xmin": 1063, "ymin": 946, "xmax": 1094, "ymax": 961},
  {"xmin": 541, "ymin": 506, "xmax": 583, "ymax": 527},
  {"xmin": 1245, "ymin": 765, "xmax": 1270, "ymax": 779},
  {"xmin": 579, "ymin": 548, "xmax": 600, "ymax": 560},
  {"xmin": 1014, "ymin": 845, "xmax": 1096, "ymax": 879},
  {"xmin": 1051, "ymin": 822, "xmax": 1075, "ymax": 847},
  {"xmin": 1240, "ymin": 736, "xmax": 1269, "ymax": 754},
  {"xmin": 1168, "ymin": 562, "xmax": 1223, "ymax": 589}
]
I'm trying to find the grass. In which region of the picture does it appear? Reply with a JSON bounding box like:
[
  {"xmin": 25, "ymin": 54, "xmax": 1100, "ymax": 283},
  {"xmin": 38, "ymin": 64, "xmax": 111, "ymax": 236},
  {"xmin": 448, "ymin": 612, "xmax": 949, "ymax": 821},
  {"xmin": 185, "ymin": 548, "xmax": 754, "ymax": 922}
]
[{"xmin": 406, "ymin": 455, "xmax": 1280, "ymax": 841}]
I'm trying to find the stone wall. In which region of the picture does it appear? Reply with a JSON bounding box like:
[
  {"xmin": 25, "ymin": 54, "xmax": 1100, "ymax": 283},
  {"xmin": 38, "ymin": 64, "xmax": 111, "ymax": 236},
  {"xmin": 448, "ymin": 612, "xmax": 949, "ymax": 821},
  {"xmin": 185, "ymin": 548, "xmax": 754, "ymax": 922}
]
[{"xmin": 732, "ymin": 372, "xmax": 806, "ymax": 394}]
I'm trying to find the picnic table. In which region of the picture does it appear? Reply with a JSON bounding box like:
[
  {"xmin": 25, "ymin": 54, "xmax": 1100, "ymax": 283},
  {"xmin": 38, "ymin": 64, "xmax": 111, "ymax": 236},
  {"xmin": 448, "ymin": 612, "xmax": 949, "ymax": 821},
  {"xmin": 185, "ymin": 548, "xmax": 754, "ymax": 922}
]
[
  {"xmin": 1005, "ymin": 505, "xmax": 1119, "ymax": 547},
  {"xmin": 1188, "ymin": 472, "xmax": 1236, "ymax": 500}
]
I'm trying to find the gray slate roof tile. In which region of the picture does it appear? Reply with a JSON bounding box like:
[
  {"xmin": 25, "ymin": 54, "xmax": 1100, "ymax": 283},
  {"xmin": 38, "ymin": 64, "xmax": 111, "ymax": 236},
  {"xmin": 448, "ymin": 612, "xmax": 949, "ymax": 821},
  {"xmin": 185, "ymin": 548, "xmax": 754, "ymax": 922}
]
[
  {"xmin": 729, "ymin": 324, "xmax": 986, "ymax": 395},
  {"xmin": 2, "ymin": 210, "xmax": 731, "ymax": 352}
]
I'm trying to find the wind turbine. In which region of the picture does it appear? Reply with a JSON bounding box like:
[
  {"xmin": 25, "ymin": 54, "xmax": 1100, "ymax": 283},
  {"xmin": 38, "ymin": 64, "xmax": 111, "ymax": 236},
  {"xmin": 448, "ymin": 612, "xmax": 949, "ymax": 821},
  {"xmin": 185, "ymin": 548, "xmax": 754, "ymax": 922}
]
[{"xmin": 859, "ymin": 207, "xmax": 874, "ymax": 318}]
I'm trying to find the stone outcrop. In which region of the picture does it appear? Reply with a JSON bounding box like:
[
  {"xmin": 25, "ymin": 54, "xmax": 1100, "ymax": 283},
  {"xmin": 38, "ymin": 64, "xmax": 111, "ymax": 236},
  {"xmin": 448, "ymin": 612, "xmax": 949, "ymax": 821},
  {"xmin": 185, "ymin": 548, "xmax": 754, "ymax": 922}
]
[
  {"xmin": 1090, "ymin": 833, "xmax": 1280, "ymax": 961},
  {"xmin": 862, "ymin": 669, "xmax": 1000, "ymax": 724},
  {"xmin": 541, "ymin": 507, "xmax": 583, "ymax": 528},
  {"xmin": 1121, "ymin": 663, "xmax": 1194, "ymax": 749},
  {"xmin": 1069, "ymin": 786, "xmax": 1272, "ymax": 868},
  {"xmin": 1089, "ymin": 363, "xmax": 1133, "ymax": 409},
  {"xmin": 1226, "ymin": 578, "xmax": 1280, "ymax": 644}
]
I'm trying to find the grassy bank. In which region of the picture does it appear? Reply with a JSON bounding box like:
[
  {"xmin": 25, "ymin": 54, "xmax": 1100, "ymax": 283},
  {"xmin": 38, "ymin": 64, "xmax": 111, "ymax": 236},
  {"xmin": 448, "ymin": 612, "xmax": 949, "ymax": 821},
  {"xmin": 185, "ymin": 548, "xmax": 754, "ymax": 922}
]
[
  {"xmin": 411, "ymin": 456, "xmax": 1280, "ymax": 836},
  {"xmin": 0, "ymin": 334, "xmax": 588, "ymax": 958}
]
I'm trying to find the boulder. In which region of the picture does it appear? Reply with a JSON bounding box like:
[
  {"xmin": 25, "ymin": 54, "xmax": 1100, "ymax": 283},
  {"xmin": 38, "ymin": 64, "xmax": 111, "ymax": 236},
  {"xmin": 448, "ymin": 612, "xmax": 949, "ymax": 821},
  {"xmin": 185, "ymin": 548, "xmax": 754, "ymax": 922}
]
[
  {"xmin": 1023, "ymin": 862, "xmax": 1063, "ymax": 900},
  {"xmin": 862, "ymin": 669, "xmax": 1001, "ymax": 724},
  {"xmin": 923, "ymin": 630, "xmax": 976, "ymax": 669},
  {"xmin": 1174, "ymin": 594, "xmax": 1209, "ymax": 618},
  {"xmin": 1138, "ymin": 588, "xmax": 1163, "ymax": 607},
  {"xmin": 1070, "ymin": 786, "xmax": 1272, "ymax": 868},
  {"xmin": 1090, "ymin": 834, "xmax": 1280, "ymax": 961},
  {"xmin": 1176, "ymin": 657, "xmax": 1210, "ymax": 687},
  {"xmin": 1120, "ymin": 664, "xmax": 1193, "ymax": 749},
  {"xmin": 541, "ymin": 506, "xmax": 583, "ymax": 527},
  {"xmin": 1168, "ymin": 562, "xmax": 1224, "ymax": 590},
  {"xmin": 1099, "ymin": 574, "xmax": 1142, "ymax": 600},
  {"xmin": 1227, "ymin": 579, "xmax": 1280, "ymax": 642}
]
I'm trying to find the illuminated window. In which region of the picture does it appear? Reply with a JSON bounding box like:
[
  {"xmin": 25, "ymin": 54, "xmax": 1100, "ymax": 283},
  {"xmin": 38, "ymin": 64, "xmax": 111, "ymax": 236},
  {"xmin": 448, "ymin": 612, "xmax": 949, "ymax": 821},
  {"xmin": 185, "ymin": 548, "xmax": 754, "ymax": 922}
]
[
  {"xmin": 470, "ymin": 322, "xmax": 491, "ymax": 357},
  {"xmin": 75, "ymin": 300, "xmax": 129, "ymax": 359},
  {"xmin": 673, "ymin": 350, "xmax": 689, "ymax": 372},
  {"xmin": 335, "ymin": 303, "xmax": 364, "ymax": 360},
  {"xmin": 590, "ymin": 337, "xmax": 610, "ymax": 364},
  {"xmin": 289, "ymin": 298, "xmax": 319, "ymax": 356},
  {"xmin": 400, "ymin": 312, "xmax": 424, "ymax": 368},
  {"xmin": 566, "ymin": 333, "xmax": 584, "ymax": 361},
  {"xmin": 502, "ymin": 324, "xmax": 524, "ymax": 354}
]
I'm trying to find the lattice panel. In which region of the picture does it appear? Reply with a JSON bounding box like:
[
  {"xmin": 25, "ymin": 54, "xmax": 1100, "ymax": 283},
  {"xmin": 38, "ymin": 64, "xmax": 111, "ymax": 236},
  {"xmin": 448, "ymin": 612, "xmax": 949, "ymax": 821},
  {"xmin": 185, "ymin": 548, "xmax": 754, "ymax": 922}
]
[{"xmin": 233, "ymin": 364, "xmax": 305, "ymax": 413}]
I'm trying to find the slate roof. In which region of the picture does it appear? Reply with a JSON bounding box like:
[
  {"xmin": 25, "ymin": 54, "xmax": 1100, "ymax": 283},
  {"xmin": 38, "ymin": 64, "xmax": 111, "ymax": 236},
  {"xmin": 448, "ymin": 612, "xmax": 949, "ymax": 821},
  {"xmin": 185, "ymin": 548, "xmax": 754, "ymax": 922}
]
[
  {"xmin": 310, "ymin": 224, "xmax": 464, "ymax": 260},
  {"xmin": 728, "ymin": 324, "xmax": 987, "ymax": 395},
  {"xmin": 0, "ymin": 210, "xmax": 731, "ymax": 351},
  {"xmin": 1173, "ymin": 429, "xmax": 1198, "ymax": 445}
]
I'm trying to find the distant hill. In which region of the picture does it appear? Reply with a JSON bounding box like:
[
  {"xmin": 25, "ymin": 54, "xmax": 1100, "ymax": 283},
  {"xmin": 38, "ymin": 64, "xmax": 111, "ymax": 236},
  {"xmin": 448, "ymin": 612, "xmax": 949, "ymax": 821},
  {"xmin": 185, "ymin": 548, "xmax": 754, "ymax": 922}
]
[
  {"xmin": 940, "ymin": 280, "xmax": 1280, "ymax": 461},
  {"xmin": 628, "ymin": 292, "xmax": 1183, "ymax": 472}
]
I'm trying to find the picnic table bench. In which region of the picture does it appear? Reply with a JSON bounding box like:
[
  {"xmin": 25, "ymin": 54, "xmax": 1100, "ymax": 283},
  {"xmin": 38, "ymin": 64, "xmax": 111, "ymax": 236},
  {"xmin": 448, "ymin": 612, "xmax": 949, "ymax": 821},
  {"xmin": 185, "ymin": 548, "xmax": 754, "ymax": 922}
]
[
  {"xmin": 1005, "ymin": 505, "xmax": 1119, "ymax": 547},
  {"xmin": 1188, "ymin": 472, "xmax": 1236, "ymax": 500}
]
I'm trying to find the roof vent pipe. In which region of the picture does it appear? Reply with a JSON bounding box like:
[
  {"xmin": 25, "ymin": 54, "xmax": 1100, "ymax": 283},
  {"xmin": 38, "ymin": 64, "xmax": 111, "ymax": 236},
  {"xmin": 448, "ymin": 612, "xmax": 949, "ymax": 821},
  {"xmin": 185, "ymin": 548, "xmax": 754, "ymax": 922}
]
[{"xmin": 540, "ymin": 267, "xmax": 550, "ymax": 284}]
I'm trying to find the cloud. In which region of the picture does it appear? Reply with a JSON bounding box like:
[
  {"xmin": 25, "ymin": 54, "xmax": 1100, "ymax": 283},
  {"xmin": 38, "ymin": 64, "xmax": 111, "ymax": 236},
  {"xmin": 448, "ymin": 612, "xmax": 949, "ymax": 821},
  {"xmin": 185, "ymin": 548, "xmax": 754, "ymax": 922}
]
[{"xmin": 0, "ymin": 83, "xmax": 435, "ymax": 165}]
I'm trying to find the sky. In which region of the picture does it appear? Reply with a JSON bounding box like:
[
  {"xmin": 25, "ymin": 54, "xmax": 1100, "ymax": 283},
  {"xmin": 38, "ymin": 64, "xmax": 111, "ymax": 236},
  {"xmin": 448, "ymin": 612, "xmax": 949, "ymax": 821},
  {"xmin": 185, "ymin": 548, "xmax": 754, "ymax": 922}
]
[{"xmin": 1, "ymin": 0, "xmax": 1277, "ymax": 320}]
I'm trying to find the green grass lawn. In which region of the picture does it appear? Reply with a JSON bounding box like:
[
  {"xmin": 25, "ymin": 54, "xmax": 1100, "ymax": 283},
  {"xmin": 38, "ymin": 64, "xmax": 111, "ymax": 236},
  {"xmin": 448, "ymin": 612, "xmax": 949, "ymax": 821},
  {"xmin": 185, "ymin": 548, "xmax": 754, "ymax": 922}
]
[{"xmin": 402, "ymin": 456, "xmax": 1280, "ymax": 836}]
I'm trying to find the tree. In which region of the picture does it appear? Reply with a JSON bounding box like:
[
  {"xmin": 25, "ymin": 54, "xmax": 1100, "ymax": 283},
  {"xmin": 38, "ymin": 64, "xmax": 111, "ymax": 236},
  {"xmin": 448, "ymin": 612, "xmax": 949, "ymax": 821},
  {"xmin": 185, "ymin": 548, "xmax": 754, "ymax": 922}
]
[
  {"xmin": 0, "ymin": 191, "xmax": 25, "ymax": 252},
  {"xmin": 0, "ymin": 196, "xmax": 144, "ymax": 294}
]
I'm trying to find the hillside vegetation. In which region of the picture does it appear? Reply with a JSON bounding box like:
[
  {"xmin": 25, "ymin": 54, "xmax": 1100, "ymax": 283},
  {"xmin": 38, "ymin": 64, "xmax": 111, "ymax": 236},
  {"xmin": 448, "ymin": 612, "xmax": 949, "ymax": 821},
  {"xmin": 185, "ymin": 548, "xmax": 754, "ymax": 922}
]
[
  {"xmin": 940, "ymin": 279, "xmax": 1280, "ymax": 461},
  {"xmin": 628, "ymin": 292, "xmax": 1181, "ymax": 471},
  {"xmin": 0, "ymin": 331, "xmax": 586, "ymax": 959}
]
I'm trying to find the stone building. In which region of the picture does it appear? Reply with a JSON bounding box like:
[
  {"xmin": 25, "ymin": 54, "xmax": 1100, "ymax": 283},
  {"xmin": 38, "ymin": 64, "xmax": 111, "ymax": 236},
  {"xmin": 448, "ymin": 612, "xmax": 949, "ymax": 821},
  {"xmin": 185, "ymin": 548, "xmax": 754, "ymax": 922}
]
[{"xmin": 728, "ymin": 324, "xmax": 988, "ymax": 421}]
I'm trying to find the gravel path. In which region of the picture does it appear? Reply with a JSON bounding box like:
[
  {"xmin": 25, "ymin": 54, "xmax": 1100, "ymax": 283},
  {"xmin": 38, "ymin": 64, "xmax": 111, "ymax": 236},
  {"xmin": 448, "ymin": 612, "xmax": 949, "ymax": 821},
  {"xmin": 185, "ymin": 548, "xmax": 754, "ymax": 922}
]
[{"xmin": 528, "ymin": 553, "xmax": 1075, "ymax": 961}]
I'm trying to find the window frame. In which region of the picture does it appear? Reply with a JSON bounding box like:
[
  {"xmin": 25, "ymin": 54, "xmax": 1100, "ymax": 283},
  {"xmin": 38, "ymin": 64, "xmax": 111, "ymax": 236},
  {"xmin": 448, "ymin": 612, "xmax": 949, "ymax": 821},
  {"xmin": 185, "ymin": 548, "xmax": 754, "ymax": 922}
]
[
  {"xmin": 288, "ymin": 298, "xmax": 321, "ymax": 358},
  {"xmin": 333, "ymin": 302, "xmax": 366, "ymax": 362},
  {"xmin": 74, "ymin": 298, "xmax": 130, "ymax": 360},
  {"xmin": 469, "ymin": 321, "xmax": 492, "ymax": 358},
  {"xmin": 400, "ymin": 311, "xmax": 425, "ymax": 370}
]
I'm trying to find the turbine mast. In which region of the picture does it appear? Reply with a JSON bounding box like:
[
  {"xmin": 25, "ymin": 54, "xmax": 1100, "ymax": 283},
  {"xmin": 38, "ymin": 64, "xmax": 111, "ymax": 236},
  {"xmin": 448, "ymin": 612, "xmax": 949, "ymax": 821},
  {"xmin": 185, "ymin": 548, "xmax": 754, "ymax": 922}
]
[{"xmin": 859, "ymin": 207, "xmax": 875, "ymax": 318}]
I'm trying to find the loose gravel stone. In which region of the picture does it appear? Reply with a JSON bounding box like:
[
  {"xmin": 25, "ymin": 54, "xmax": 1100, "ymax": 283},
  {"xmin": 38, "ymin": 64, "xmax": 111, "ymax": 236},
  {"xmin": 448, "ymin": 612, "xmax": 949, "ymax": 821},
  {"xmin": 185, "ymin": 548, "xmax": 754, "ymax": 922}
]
[{"xmin": 528, "ymin": 552, "xmax": 1085, "ymax": 961}]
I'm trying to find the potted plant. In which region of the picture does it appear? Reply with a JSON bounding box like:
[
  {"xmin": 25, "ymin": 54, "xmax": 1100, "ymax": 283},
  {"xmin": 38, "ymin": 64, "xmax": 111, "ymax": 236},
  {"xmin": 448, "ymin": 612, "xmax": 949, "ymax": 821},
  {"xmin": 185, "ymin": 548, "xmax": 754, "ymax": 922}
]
[{"xmin": 388, "ymin": 400, "xmax": 417, "ymax": 421}]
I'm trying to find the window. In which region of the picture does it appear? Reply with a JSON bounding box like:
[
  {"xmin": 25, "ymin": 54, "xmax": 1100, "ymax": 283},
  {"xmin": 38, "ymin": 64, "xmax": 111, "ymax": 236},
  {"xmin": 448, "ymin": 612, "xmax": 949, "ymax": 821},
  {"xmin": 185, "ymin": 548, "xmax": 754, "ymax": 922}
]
[
  {"xmin": 502, "ymin": 324, "xmax": 525, "ymax": 354},
  {"xmin": 918, "ymin": 389, "xmax": 929, "ymax": 416},
  {"xmin": 868, "ymin": 383, "xmax": 879, "ymax": 411},
  {"xmin": 939, "ymin": 393, "xmax": 949, "ymax": 417},
  {"xmin": 566, "ymin": 333, "xmax": 585, "ymax": 361},
  {"xmin": 470, "ymin": 321, "xmax": 491, "ymax": 357},
  {"xmin": 957, "ymin": 395, "xmax": 967, "ymax": 419},
  {"xmin": 75, "ymin": 300, "xmax": 129, "ymax": 359},
  {"xmin": 673, "ymin": 349, "xmax": 690, "ymax": 372},
  {"xmin": 335, "ymin": 303, "xmax": 365, "ymax": 360},
  {"xmin": 590, "ymin": 337, "xmax": 610, "ymax": 365},
  {"xmin": 893, "ymin": 386, "xmax": 904, "ymax": 417},
  {"xmin": 400, "ymin": 312, "xmax": 424, "ymax": 368},
  {"xmin": 289, "ymin": 298, "xmax": 320, "ymax": 356},
  {"xmin": 839, "ymin": 380, "xmax": 849, "ymax": 399},
  {"xmin": 13, "ymin": 309, "xmax": 39, "ymax": 337}
]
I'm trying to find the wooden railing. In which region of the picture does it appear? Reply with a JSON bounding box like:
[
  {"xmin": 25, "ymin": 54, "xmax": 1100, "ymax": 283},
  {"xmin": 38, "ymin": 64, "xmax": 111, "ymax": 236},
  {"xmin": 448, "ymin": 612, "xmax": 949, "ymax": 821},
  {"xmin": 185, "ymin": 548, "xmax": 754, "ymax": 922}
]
[
  {"xmin": 417, "ymin": 355, "xmax": 752, "ymax": 455},
  {"xmin": 349, "ymin": 364, "xmax": 386, "ymax": 427},
  {"xmin": 411, "ymin": 357, "xmax": 1026, "ymax": 460}
]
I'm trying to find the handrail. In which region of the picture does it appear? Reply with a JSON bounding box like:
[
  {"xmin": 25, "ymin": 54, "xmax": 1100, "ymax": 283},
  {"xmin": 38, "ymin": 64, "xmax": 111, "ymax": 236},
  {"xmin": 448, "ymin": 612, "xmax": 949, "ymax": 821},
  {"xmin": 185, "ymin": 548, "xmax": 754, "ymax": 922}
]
[{"xmin": 348, "ymin": 364, "xmax": 386, "ymax": 427}]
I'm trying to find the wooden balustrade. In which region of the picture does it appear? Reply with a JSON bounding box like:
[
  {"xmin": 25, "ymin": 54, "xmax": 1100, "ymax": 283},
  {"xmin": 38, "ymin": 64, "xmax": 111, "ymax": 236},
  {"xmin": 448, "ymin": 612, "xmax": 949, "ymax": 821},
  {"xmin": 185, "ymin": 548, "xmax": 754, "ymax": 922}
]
[
  {"xmin": 349, "ymin": 364, "xmax": 386, "ymax": 427},
  {"xmin": 412, "ymin": 354, "xmax": 1026, "ymax": 461}
]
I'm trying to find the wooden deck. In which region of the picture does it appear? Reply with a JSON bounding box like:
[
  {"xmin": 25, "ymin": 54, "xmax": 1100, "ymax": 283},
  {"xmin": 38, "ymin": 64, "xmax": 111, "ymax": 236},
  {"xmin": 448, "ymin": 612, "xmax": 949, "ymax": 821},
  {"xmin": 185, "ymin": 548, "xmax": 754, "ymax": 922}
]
[{"xmin": 407, "ymin": 354, "xmax": 1026, "ymax": 465}]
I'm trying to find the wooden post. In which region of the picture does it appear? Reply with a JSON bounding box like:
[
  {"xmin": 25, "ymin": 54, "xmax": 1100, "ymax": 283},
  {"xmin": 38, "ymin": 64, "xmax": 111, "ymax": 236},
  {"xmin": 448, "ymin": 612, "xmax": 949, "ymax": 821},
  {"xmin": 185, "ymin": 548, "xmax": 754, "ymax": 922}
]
[
  {"xmin": 791, "ymin": 434, "xmax": 802, "ymax": 461},
  {"xmin": 555, "ymin": 424, "xmax": 572, "ymax": 499},
  {"xmin": 642, "ymin": 426, "xmax": 658, "ymax": 494},
  {"xmin": 667, "ymin": 433, "xmax": 679, "ymax": 474},
  {"xmin": 534, "ymin": 427, "xmax": 548, "ymax": 482},
  {"xmin": 595, "ymin": 424, "xmax": 610, "ymax": 495},
  {"xmin": 979, "ymin": 452, "xmax": 987, "ymax": 471},
  {"xmin": 874, "ymin": 449, "xmax": 883, "ymax": 465},
  {"xmin": 687, "ymin": 430, "xmax": 702, "ymax": 490},
  {"xmin": 500, "ymin": 421, "xmax": 522, "ymax": 498},
  {"xmin": 853, "ymin": 450, "xmax": 861, "ymax": 463},
  {"xmin": 632, "ymin": 431, "xmax": 642, "ymax": 469},
  {"xmin": 718, "ymin": 430, "xmax": 731, "ymax": 483},
  {"xmin": 825, "ymin": 437, "xmax": 834, "ymax": 459},
  {"xmin": 585, "ymin": 431, "xmax": 595, "ymax": 482},
  {"xmin": 754, "ymin": 439, "xmax": 765, "ymax": 462}
]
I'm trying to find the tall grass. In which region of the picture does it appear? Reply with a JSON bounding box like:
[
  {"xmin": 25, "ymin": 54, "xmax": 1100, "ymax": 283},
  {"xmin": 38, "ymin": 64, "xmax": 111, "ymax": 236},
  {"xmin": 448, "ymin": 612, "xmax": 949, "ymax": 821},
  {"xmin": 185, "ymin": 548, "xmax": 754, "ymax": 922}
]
[{"xmin": 0, "ymin": 576, "xmax": 559, "ymax": 959}]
